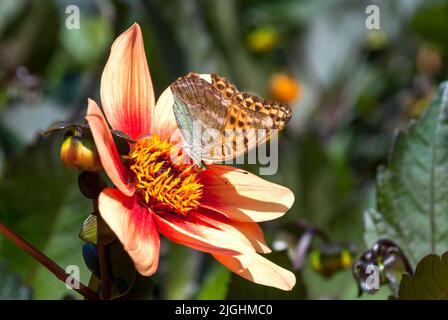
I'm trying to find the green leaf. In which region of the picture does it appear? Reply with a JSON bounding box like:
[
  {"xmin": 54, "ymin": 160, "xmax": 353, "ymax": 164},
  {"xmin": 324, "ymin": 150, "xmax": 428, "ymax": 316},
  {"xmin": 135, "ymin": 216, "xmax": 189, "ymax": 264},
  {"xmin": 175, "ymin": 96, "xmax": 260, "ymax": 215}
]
[
  {"xmin": 79, "ymin": 214, "xmax": 115, "ymax": 245},
  {"xmin": 397, "ymin": 251, "xmax": 448, "ymax": 300},
  {"xmin": 364, "ymin": 82, "xmax": 448, "ymax": 267},
  {"xmin": 0, "ymin": 136, "xmax": 90, "ymax": 299},
  {"xmin": 79, "ymin": 214, "xmax": 97, "ymax": 245},
  {"xmin": 226, "ymin": 251, "xmax": 306, "ymax": 300}
]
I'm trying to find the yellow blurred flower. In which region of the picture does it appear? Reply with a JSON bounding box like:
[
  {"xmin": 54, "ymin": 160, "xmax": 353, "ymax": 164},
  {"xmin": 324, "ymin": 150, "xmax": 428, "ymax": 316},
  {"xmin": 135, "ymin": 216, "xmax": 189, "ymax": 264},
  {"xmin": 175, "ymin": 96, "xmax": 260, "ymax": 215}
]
[{"xmin": 246, "ymin": 26, "xmax": 279, "ymax": 53}]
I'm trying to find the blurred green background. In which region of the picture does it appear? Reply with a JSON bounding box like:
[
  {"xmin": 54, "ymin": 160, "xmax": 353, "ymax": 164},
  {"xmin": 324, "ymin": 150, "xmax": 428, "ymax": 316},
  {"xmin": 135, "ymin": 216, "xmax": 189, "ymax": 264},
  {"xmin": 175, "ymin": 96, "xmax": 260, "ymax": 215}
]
[{"xmin": 0, "ymin": 0, "xmax": 447, "ymax": 300}]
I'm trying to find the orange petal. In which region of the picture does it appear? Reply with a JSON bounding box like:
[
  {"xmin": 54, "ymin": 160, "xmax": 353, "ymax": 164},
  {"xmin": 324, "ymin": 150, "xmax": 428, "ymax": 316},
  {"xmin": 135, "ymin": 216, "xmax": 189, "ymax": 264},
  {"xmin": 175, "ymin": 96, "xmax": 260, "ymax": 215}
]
[
  {"xmin": 100, "ymin": 23, "xmax": 154, "ymax": 139},
  {"xmin": 214, "ymin": 253, "xmax": 296, "ymax": 291},
  {"xmin": 85, "ymin": 99, "xmax": 134, "ymax": 196},
  {"xmin": 197, "ymin": 208, "xmax": 271, "ymax": 253},
  {"xmin": 154, "ymin": 211, "xmax": 254, "ymax": 258},
  {"xmin": 98, "ymin": 188, "xmax": 160, "ymax": 276},
  {"xmin": 151, "ymin": 87, "xmax": 179, "ymax": 140},
  {"xmin": 200, "ymin": 165, "xmax": 294, "ymax": 222}
]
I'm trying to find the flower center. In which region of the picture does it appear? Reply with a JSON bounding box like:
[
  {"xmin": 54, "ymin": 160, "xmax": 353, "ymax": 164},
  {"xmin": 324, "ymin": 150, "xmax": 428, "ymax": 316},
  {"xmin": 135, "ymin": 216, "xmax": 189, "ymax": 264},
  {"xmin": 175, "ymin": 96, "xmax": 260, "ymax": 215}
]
[{"xmin": 129, "ymin": 135, "xmax": 203, "ymax": 216}]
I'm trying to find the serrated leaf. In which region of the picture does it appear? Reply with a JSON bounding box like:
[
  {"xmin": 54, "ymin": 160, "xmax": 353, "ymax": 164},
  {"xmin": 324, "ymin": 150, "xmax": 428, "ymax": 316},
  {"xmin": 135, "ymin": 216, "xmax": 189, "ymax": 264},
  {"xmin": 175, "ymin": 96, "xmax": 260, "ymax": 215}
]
[
  {"xmin": 364, "ymin": 82, "xmax": 448, "ymax": 266},
  {"xmin": 397, "ymin": 251, "xmax": 448, "ymax": 300}
]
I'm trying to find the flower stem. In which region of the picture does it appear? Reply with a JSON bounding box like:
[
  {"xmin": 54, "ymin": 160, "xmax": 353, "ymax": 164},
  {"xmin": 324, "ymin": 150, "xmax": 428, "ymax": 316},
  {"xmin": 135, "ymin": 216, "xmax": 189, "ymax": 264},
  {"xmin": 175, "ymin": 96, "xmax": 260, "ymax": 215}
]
[
  {"xmin": 93, "ymin": 199, "xmax": 112, "ymax": 300},
  {"xmin": 0, "ymin": 221, "xmax": 99, "ymax": 300},
  {"xmin": 97, "ymin": 242, "xmax": 111, "ymax": 299}
]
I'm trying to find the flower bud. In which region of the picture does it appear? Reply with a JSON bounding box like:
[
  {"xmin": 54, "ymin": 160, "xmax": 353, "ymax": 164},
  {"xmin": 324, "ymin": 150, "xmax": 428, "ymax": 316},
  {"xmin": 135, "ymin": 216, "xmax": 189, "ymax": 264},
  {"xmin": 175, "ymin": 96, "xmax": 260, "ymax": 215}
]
[
  {"xmin": 60, "ymin": 128, "xmax": 102, "ymax": 172},
  {"xmin": 82, "ymin": 243, "xmax": 101, "ymax": 278}
]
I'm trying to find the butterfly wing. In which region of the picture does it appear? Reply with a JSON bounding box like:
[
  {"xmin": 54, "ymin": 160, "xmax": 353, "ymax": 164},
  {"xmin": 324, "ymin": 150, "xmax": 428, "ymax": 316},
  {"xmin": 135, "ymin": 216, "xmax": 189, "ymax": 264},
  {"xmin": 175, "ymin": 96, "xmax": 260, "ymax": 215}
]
[{"xmin": 170, "ymin": 73, "xmax": 292, "ymax": 164}]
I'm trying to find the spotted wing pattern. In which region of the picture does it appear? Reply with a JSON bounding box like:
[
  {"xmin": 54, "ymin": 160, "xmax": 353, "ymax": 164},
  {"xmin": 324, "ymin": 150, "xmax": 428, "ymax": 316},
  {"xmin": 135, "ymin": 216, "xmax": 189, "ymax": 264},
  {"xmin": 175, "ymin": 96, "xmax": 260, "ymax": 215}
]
[{"xmin": 170, "ymin": 72, "xmax": 292, "ymax": 164}]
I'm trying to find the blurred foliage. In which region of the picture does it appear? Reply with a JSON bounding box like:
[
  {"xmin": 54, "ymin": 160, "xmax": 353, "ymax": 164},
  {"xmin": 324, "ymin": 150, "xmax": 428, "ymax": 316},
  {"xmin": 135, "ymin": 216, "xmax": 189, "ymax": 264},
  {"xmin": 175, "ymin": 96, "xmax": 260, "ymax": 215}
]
[
  {"xmin": 0, "ymin": 261, "xmax": 33, "ymax": 299},
  {"xmin": 0, "ymin": 0, "xmax": 448, "ymax": 300},
  {"xmin": 0, "ymin": 135, "xmax": 91, "ymax": 299},
  {"xmin": 196, "ymin": 264, "xmax": 231, "ymax": 300}
]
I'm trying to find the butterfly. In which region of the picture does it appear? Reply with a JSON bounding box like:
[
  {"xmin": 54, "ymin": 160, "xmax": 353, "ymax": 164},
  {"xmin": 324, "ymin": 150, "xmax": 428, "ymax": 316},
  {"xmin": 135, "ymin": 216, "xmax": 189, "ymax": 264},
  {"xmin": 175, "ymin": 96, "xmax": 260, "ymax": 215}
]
[{"xmin": 170, "ymin": 73, "xmax": 292, "ymax": 168}]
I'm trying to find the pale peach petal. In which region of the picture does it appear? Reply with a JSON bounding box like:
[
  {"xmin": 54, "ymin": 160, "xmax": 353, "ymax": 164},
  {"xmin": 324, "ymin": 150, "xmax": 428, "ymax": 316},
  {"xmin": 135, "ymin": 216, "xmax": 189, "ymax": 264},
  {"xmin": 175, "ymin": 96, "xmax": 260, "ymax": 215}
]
[
  {"xmin": 151, "ymin": 87, "xmax": 179, "ymax": 140},
  {"xmin": 100, "ymin": 23, "xmax": 154, "ymax": 139},
  {"xmin": 154, "ymin": 211, "xmax": 254, "ymax": 260},
  {"xmin": 85, "ymin": 99, "xmax": 134, "ymax": 196},
  {"xmin": 214, "ymin": 253, "xmax": 296, "ymax": 291},
  {"xmin": 98, "ymin": 188, "xmax": 160, "ymax": 276},
  {"xmin": 197, "ymin": 208, "xmax": 271, "ymax": 253},
  {"xmin": 200, "ymin": 165, "xmax": 294, "ymax": 222},
  {"xmin": 229, "ymin": 220, "xmax": 271, "ymax": 254}
]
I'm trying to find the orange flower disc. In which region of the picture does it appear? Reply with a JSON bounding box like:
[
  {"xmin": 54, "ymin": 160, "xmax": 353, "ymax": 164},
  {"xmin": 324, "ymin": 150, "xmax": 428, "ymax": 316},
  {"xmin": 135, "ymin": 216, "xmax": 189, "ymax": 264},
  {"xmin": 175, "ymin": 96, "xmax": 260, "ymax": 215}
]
[{"xmin": 129, "ymin": 135, "xmax": 203, "ymax": 216}]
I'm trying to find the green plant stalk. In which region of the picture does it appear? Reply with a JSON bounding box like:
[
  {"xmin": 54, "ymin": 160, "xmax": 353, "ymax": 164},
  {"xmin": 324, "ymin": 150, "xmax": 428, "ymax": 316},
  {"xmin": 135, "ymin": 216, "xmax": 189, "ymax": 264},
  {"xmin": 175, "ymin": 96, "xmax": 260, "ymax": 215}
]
[{"xmin": 0, "ymin": 221, "xmax": 99, "ymax": 300}]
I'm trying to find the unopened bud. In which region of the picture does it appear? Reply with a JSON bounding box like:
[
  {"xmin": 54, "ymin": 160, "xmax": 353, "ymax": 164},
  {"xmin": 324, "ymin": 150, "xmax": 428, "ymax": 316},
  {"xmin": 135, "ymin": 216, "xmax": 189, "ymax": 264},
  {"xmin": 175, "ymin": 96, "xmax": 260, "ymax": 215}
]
[{"xmin": 60, "ymin": 129, "xmax": 102, "ymax": 172}]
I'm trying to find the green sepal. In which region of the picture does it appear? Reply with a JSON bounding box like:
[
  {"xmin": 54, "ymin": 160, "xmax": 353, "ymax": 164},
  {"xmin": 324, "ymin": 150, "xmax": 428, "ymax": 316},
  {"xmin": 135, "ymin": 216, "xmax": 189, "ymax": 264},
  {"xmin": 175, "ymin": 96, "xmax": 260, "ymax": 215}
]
[{"xmin": 79, "ymin": 213, "xmax": 115, "ymax": 245}]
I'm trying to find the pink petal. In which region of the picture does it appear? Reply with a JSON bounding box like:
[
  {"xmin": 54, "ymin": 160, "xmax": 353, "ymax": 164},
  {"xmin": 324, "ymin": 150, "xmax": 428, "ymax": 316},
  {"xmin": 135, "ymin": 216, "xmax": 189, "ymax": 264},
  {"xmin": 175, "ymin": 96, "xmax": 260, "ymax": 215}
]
[
  {"xmin": 154, "ymin": 211, "xmax": 254, "ymax": 259},
  {"xmin": 200, "ymin": 165, "xmax": 294, "ymax": 222},
  {"xmin": 100, "ymin": 23, "xmax": 154, "ymax": 139},
  {"xmin": 85, "ymin": 99, "xmax": 134, "ymax": 196},
  {"xmin": 214, "ymin": 253, "xmax": 296, "ymax": 291},
  {"xmin": 98, "ymin": 188, "xmax": 160, "ymax": 276}
]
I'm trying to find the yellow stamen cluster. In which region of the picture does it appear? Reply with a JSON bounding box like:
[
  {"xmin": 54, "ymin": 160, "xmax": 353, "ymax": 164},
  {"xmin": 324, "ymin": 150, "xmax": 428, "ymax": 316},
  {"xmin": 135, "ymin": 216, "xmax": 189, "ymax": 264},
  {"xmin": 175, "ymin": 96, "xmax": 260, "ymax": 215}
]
[{"xmin": 129, "ymin": 135, "xmax": 203, "ymax": 215}]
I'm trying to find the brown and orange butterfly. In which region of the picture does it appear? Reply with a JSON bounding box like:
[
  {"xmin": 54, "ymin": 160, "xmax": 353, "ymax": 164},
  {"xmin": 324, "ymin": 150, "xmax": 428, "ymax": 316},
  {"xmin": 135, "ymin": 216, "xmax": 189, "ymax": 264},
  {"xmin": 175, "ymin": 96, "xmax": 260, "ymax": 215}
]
[{"xmin": 170, "ymin": 73, "xmax": 292, "ymax": 167}]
